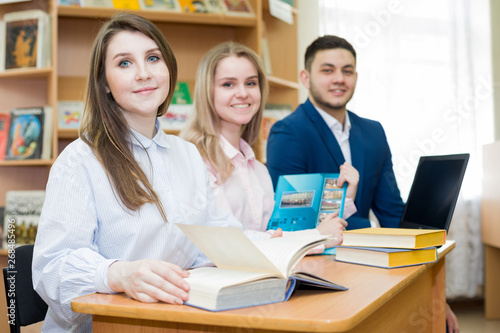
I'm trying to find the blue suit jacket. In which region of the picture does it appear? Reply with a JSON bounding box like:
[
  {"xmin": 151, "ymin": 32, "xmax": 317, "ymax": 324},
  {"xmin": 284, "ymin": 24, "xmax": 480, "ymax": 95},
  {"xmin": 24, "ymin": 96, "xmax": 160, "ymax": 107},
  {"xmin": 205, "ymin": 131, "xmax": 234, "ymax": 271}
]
[{"xmin": 266, "ymin": 99, "xmax": 405, "ymax": 229}]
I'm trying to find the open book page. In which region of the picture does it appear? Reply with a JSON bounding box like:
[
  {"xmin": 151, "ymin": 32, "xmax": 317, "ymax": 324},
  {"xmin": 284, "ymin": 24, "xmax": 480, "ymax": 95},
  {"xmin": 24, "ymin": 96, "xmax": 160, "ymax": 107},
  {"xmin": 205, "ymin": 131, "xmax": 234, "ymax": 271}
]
[
  {"xmin": 186, "ymin": 267, "xmax": 282, "ymax": 290},
  {"xmin": 176, "ymin": 224, "xmax": 281, "ymax": 275},
  {"xmin": 176, "ymin": 224, "xmax": 328, "ymax": 277},
  {"xmin": 252, "ymin": 235, "xmax": 329, "ymax": 277}
]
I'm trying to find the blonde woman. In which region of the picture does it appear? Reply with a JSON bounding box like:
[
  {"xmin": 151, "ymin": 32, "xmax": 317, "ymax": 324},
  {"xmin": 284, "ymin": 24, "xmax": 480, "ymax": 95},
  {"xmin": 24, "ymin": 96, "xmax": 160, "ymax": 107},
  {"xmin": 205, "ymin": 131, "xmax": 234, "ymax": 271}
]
[{"xmin": 181, "ymin": 42, "xmax": 359, "ymax": 250}]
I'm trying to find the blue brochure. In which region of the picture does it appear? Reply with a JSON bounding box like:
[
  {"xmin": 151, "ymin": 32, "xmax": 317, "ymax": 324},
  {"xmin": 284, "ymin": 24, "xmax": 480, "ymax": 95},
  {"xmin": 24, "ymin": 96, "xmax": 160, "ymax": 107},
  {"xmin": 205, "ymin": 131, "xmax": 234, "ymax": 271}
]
[{"xmin": 268, "ymin": 173, "xmax": 347, "ymax": 232}]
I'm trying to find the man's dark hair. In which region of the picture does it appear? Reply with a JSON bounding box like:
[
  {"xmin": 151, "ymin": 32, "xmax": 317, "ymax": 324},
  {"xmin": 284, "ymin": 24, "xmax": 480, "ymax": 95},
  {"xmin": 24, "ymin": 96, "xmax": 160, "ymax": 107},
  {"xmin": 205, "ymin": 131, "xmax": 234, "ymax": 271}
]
[{"xmin": 304, "ymin": 35, "xmax": 356, "ymax": 71}]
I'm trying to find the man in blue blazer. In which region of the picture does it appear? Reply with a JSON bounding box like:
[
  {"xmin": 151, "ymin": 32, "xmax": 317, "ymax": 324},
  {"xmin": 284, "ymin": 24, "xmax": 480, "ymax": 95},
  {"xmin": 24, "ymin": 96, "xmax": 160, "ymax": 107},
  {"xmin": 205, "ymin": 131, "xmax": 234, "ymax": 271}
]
[{"xmin": 266, "ymin": 35, "xmax": 405, "ymax": 230}]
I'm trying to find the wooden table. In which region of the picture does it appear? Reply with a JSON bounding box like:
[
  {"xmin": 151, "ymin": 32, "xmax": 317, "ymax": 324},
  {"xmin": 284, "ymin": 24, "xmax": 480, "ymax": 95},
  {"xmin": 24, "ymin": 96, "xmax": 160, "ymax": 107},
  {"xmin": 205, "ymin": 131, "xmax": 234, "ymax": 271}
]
[{"xmin": 72, "ymin": 241, "xmax": 454, "ymax": 333}]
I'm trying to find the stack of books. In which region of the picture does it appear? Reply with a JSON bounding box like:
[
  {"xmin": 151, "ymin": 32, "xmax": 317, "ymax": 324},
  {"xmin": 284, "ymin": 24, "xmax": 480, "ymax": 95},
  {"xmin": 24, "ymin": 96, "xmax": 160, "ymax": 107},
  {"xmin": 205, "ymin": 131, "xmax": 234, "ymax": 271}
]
[{"xmin": 335, "ymin": 228, "xmax": 447, "ymax": 269}]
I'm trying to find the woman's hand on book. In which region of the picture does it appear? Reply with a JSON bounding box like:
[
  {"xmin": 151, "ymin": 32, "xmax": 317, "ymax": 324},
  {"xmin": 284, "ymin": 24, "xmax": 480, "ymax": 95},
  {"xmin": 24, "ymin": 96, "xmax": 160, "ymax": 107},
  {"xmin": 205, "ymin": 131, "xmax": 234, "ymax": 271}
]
[
  {"xmin": 107, "ymin": 259, "xmax": 190, "ymax": 304},
  {"xmin": 316, "ymin": 212, "xmax": 348, "ymax": 248},
  {"xmin": 270, "ymin": 228, "xmax": 283, "ymax": 238},
  {"xmin": 338, "ymin": 163, "xmax": 359, "ymax": 200}
]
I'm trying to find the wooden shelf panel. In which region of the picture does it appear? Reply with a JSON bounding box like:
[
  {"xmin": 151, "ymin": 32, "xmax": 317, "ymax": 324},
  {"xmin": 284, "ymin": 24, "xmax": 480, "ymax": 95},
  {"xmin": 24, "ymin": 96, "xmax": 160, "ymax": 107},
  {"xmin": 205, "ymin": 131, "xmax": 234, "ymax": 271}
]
[
  {"xmin": 57, "ymin": 6, "xmax": 257, "ymax": 27},
  {"xmin": 0, "ymin": 68, "xmax": 53, "ymax": 79},
  {"xmin": 164, "ymin": 130, "xmax": 180, "ymax": 136},
  {"xmin": 268, "ymin": 76, "xmax": 299, "ymax": 90},
  {"xmin": 58, "ymin": 128, "xmax": 79, "ymax": 139},
  {"xmin": 0, "ymin": 159, "xmax": 53, "ymax": 167}
]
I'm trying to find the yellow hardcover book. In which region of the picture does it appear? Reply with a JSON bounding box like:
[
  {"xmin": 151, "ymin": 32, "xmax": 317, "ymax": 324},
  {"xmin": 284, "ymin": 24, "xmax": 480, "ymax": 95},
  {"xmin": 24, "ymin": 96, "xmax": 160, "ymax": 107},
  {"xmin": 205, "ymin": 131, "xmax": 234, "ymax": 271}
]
[
  {"xmin": 112, "ymin": 0, "xmax": 141, "ymax": 9},
  {"xmin": 178, "ymin": 0, "xmax": 208, "ymax": 12},
  {"xmin": 341, "ymin": 228, "xmax": 446, "ymax": 249},
  {"xmin": 335, "ymin": 246, "xmax": 438, "ymax": 269}
]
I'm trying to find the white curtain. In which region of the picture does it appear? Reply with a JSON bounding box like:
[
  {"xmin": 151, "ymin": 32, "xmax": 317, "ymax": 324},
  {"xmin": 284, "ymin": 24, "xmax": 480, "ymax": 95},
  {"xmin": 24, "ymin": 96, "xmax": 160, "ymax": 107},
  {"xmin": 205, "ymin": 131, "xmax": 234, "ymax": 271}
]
[{"xmin": 319, "ymin": 0, "xmax": 494, "ymax": 299}]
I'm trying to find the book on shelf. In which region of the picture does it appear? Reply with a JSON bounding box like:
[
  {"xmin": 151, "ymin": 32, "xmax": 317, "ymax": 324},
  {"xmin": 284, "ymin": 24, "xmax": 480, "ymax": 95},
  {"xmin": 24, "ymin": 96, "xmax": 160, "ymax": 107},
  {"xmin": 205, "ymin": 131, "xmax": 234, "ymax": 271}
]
[
  {"xmin": 259, "ymin": 103, "xmax": 292, "ymax": 163},
  {"xmin": 4, "ymin": 106, "xmax": 53, "ymax": 161},
  {"xmin": 159, "ymin": 81, "xmax": 193, "ymax": 130},
  {"xmin": 171, "ymin": 81, "xmax": 193, "ymax": 104},
  {"xmin": 112, "ymin": 0, "xmax": 141, "ymax": 9},
  {"xmin": 138, "ymin": 0, "xmax": 181, "ymax": 11},
  {"xmin": 261, "ymin": 36, "xmax": 272, "ymax": 75},
  {"xmin": 203, "ymin": 0, "xmax": 223, "ymax": 13},
  {"xmin": 159, "ymin": 104, "xmax": 192, "ymax": 130},
  {"xmin": 57, "ymin": 100, "xmax": 84, "ymax": 130},
  {"xmin": 57, "ymin": 0, "xmax": 83, "ymax": 6},
  {"xmin": 176, "ymin": 224, "xmax": 348, "ymax": 312},
  {"xmin": 1, "ymin": 9, "xmax": 51, "ymax": 72},
  {"xmin": 268, "ymin": 0, "xmax": 293, "ymax": 24},
  {"xmin": 220, "ymin": 0, "xmax": 253, "ymax": 16},
  {"xmin": 260, "ymin": 21, "xmax": 272, "ymax": 75},
  {"xmin": 2, "ymin": 190, "xmax": 45, "ymax": 249},
  {"xmin": 178, "ymin": 0, "xmax": 208, "ymax": 12},
  {"xmin": 341, "ymin": 228, "xmax": 447, "ymax": 249},
  {"xmin": 80, "ymin": 0, "xmax": 114, "ymax": 7},
  {"xmin": 0, "ymin": 112, "xmax": 10, "ymax": 161},
  {"xmin": 335, "ymin": 246, "xmax": 438, "ymax": 269}
]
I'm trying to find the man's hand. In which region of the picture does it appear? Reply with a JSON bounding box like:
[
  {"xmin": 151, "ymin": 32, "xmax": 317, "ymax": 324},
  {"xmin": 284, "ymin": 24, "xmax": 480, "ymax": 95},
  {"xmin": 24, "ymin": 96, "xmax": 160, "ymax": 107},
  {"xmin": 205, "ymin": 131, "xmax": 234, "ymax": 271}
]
[{"xmin": 338, "ymin": 163, "xmax": 359, "ymax": 200}]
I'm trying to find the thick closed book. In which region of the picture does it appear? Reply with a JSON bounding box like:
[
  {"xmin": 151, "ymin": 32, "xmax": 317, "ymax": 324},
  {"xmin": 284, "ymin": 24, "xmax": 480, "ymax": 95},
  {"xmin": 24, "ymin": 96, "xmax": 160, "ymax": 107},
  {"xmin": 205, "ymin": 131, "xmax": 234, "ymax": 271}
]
[
  {"xmin": 342, "ymin": 228, "xmax": 446, "ymax": 249},
  {"xmin": 335, "ymin": 246, "xmax": 438, "ymax": 269},
  {"xmin": 176, "ymin": 224, "xmax": 347, "ymax": 312}
]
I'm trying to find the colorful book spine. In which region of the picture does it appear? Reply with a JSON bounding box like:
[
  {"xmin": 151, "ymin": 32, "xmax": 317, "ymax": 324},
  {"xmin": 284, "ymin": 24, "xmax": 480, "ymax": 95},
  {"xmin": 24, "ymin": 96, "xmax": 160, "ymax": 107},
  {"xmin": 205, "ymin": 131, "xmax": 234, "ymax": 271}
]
[{"xmin": 0, "ymin": 113, "xmax": 11, "ymax": 160}]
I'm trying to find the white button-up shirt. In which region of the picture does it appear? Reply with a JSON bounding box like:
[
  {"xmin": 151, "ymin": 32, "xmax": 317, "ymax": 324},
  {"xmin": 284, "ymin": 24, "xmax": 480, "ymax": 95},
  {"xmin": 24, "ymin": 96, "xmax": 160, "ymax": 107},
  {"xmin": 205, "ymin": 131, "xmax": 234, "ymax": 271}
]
[
  {"xmin": 33, "ymin": 126, "xmax": 241, "ymax": 332},
  {"xmin": 316, "ymin": 107, "xmax": 352, "ymax": 165}
]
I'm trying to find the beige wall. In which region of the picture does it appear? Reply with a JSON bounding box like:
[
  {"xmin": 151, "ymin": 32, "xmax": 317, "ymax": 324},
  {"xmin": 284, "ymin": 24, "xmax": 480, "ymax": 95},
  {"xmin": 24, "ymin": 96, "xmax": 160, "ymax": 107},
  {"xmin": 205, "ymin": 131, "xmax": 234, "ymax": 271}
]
[
  {"xmin": 297, "ymin": 0, "xmax": 319, "ymax": 104},
  {"xmin": 491, "ymin": 0, "xmax": 500, "ymax": 140}
]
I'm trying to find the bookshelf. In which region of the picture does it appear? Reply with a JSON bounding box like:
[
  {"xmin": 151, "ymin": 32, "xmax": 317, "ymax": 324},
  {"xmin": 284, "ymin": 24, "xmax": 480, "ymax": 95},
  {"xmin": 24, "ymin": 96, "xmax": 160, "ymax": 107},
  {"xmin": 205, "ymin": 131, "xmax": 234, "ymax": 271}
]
[{"xmin": 0, "ymin": 0, "xmax": 299, "ymax": 206}]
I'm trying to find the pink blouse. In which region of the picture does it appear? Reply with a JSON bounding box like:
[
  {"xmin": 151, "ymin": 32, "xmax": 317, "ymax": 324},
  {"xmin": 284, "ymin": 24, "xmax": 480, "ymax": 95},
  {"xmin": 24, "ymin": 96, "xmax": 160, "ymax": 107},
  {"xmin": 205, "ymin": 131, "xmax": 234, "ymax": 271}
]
[{"xmin": 206, "ymin": 135, "xmax": 356, "ymax": 252}]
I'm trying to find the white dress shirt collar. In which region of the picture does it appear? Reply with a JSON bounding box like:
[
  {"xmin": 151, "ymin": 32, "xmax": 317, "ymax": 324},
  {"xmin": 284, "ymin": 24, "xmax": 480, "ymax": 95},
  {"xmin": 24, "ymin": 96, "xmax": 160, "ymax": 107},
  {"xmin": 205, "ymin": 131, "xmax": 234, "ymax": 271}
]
[
  {"xmin": 313, "ymin": 106, "xmax": 352, "ymax": 165},
  {"xmin": 127, "ymin": 120, "xmax": 171, "ymax": 149}
]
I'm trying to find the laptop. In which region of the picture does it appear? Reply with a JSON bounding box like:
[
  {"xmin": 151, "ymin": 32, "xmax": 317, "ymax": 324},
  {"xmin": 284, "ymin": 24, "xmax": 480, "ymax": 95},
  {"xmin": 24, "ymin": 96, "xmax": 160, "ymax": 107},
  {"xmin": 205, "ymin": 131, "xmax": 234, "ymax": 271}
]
[{"xmin": 398, "ymin": 153, "xmax": 470, "ymax": 233}]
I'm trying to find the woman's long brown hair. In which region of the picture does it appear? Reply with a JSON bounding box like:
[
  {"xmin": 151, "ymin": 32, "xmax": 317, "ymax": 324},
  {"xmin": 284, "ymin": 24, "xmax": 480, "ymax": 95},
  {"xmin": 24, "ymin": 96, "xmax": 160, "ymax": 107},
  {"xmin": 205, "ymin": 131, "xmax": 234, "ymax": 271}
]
[{"xmin": 80, "ymin": 13, "xmax": 177, "ymax": 221}]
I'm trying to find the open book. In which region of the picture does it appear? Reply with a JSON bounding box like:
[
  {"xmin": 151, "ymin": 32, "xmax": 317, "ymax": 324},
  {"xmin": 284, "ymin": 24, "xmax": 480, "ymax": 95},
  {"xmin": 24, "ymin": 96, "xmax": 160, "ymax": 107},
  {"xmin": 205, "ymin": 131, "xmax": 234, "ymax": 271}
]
[{"xmin": 176, "ymin": 224, "xmax": 347, "ymax": 311}]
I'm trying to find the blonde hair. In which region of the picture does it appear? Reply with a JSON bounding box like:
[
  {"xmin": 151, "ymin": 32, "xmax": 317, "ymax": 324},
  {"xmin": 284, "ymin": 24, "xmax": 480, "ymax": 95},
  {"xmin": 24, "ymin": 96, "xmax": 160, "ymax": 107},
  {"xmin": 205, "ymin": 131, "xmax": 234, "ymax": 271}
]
[
  {"xmin": 80, "ymin": 13, "xmax": 177, "ymax": 221},
  {"xmin": 180, "ymin": 42, "xmax": 269, "ymax": 182}
]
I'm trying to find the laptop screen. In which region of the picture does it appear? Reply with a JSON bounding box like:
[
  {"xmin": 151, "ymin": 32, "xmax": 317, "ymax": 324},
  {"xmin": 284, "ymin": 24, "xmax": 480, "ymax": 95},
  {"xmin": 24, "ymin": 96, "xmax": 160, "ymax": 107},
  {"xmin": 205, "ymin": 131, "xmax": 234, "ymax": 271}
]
[{"xmin": 399, "ymin": 153, "xmax": 469, "ymax": 232}]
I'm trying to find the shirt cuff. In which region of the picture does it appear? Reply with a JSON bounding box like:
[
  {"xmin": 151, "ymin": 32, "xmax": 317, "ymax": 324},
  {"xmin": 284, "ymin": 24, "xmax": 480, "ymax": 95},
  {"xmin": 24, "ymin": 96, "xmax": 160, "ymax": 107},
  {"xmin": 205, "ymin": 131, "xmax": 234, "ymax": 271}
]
[
  {"xmin": 343, "ymin": 198, "xmax": 357, "ymax": 219},
  {"xmin": 95, "ymin": 259, "xmax": 120, "ymax": 294}
]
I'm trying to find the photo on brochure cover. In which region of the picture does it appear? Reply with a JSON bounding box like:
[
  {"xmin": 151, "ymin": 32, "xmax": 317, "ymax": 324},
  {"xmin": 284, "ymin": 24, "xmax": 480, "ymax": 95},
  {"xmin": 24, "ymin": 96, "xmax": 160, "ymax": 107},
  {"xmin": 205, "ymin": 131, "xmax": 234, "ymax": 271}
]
[
  {"xmin": 324, "ymin": 178, "xmax": 341, "ymax": 189},
  {"xmin": 279, "ymin": 191, "xmax": 314, "ymax": 208}
]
